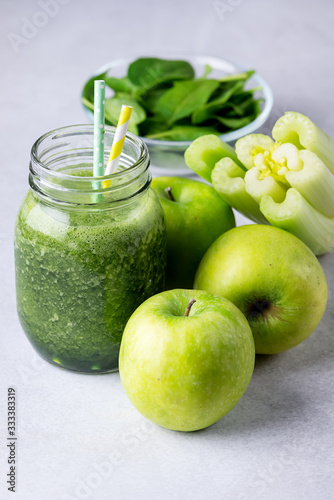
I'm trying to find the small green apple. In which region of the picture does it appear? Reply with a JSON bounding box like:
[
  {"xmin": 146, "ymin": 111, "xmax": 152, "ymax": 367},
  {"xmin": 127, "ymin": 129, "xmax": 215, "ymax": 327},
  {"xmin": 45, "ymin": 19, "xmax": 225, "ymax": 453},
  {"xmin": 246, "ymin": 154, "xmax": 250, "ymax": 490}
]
[
  {"xmin": 151, "ymin": 176, "xmax": 235, "ymax": 289},
  {"xmin": 119, "ymin": 289, "xmax": 255, "ymax": 432},
  {"xmin": 195, "ymin": 225, "xmax": 328, "ymax": 354}
]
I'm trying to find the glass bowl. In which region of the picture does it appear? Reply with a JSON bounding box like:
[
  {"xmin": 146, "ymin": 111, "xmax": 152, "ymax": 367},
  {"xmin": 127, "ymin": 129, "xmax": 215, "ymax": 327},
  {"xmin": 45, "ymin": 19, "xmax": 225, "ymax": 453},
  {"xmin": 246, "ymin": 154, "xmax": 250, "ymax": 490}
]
[{"xmin": 81, "ymin": 53, "xmax": 273, "ymax": 177}]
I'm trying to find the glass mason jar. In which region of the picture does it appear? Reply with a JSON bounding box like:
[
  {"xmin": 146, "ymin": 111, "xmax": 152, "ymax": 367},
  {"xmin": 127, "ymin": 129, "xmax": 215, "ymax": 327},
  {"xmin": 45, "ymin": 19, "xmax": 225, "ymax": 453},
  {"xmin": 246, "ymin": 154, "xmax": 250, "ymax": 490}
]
[{"xmin": 14, "ymin": 125, "xmax": 166, "ymax": 373}]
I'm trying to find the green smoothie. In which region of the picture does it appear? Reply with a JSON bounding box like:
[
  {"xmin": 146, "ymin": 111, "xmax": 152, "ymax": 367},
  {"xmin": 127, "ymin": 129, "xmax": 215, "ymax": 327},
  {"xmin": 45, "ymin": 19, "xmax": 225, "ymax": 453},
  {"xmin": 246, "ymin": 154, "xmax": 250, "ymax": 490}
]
[{"xmin": 15, "ymin": 180, "xmax": 166, "ymax": 372}]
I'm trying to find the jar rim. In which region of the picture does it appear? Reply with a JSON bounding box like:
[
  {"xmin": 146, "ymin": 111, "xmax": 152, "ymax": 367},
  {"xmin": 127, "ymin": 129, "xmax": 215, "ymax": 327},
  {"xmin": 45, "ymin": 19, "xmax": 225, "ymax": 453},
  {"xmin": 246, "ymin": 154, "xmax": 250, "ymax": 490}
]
[
  {"xmin": 30, "ymin": 124, "xmax": 149, "ymax": 181},
  {"xmin": 29, "ymin": 124, "xmax": 151, "ymax": 208}
]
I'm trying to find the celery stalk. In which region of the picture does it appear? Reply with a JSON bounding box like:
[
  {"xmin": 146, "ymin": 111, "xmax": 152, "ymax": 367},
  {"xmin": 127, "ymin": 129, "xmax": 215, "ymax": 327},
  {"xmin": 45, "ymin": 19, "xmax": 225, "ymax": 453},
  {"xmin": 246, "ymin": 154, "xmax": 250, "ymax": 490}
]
[
  {"xmin": 272, "ymin": 112, "xmax": 334, "ymax": 174},
  {"xmin": 244, "ymin": 167, "xmax": 287, "ymax": 204},
  {"xmin": 235, "ymin": 134, "xmax": 274, "ymax": 169},
  {"xmin": 184, "ymin": 134, "xmax": 244, "ymax": 183},
  {"xmin": 285, "ymin": 150, "xmax": 334, "ymax": 218},
  {"xmin": 211, "ymin": 158, "xmax": 268, "ymax": 224},
  {"xmin": 184, "ymin": 122, "xmax": 334, "ymax": 256},
  {"xmin": 260, "ymin": 188, "xmax": 334, "ymax": 255},
  {"xmin": 271, "ymin": 143, "xmax": 303, "ymax": 172}
]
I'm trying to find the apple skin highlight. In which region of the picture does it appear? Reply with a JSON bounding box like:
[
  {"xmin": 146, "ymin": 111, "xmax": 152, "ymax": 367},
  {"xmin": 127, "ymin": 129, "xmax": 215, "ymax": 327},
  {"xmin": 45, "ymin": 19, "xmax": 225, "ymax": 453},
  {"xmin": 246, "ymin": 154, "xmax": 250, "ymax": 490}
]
[
  {"xmin": 194, "ymin": 224, "xmax": 328, "ymax": 354},
  {"xmin": 119, "ymin": 289, "xmax": 255, "ymax": 432}
]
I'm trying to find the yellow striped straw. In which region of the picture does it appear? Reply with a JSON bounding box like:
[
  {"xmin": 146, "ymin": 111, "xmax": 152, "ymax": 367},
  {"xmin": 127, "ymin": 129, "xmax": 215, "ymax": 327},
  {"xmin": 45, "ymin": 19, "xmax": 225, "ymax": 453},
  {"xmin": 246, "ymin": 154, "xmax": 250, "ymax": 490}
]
[{"xmin": 105, "ymin": 105, "xmax": 133, "ymax": 176}]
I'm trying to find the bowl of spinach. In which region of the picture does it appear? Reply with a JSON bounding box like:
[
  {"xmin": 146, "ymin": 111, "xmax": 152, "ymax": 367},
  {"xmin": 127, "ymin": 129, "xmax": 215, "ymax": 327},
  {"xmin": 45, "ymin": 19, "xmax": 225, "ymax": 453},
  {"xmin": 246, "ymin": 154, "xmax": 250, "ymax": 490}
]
[{"xmin": 81, "ymin": 54, "xmax": 273, "ymax": 175}]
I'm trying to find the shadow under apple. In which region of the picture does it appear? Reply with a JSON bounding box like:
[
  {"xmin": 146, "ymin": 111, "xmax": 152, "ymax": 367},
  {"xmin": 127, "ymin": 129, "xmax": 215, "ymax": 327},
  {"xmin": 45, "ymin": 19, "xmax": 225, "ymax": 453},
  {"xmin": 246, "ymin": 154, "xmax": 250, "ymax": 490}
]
[{"xmin": 179, "ymin": 304, "xmax": 334, "ymax": 437}]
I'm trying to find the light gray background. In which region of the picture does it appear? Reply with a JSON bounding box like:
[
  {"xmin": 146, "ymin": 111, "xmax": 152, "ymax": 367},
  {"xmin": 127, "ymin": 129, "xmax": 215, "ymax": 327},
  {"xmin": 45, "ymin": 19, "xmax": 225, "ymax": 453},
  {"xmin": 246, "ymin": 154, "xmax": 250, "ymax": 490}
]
[{"xmin": 1, "ymin": 0, "xmax": 334, "ymax": 499}]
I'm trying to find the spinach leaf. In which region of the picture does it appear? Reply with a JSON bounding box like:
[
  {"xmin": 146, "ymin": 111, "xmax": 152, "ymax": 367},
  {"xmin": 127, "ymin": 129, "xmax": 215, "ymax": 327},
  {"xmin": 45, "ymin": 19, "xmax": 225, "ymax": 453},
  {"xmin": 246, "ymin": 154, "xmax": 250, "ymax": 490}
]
[
  {"xmin": 199, "ymin": 64, "xmax": 213, "ymax": 79},
  {"xmin": 104, "ymin": 76, "xmax": 139, "ymax": 95},
  {"xmin": 146, "ymin": 125, "xmax": 219, "ymax": 141},
  {"xmin": 141, "ymin": 89, "xmax": 166, "ymax": 114},
  {"xmin": 249, "ymin": 99, "xmax": 262, "ymax": 116},
  {"xmin": 139, "ymin": 118, "xmax": 169, "ymax": 137},
  {"xmin": 82, "ymin": 71, "xmax": 107, "ymax": 107},
  {"xmin": 222, "ymin": 97, "xmax": 254, "ymax": 116},
  {"xmin": 231, "ymin": 87, "xmax": 261, "ymax": 103},
  {"xmin": 81, "ymin": 58, "xmax": 261, "ymax": 140},
  {"xmin": 128, "ymin": 58, "xmax": 194, "ymax": 91},
  {"xmin": 191, "ymin": 81, "xmax": 244, "ymax": 124},
  {"xmin": 82, "ymin": 97, "xmax": 94, "ymax": 112},
  {"xmin": 104, "ymin": 94, "xmax": 146, "ymax": 126},
  {"xmin": 224, "ymin": 97, "xmax": 262, "ymax": 117},
  {"xmin": 157, "ymin": 79, "xmax": 219, "ymax": 125},
  {"xmin": 218, "ymin": 70, "xmax": 254, "ymax": 83},
  {"xmin": 215, "ymin": 115, "xmax": 254, "ymax": 130},
  {"xmin": 104, "ymin": 94, "xmax": 145, "ymax": 135}
]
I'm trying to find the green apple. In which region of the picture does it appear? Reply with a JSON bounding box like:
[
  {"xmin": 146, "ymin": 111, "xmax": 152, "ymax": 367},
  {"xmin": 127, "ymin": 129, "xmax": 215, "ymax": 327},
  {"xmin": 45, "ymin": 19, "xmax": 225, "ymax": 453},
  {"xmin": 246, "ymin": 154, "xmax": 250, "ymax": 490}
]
[
  {"xmin": 119, "ymin": 289, "xmax": 255, "ymax": 432},
  {"xmin": 195, "ymin": 225, "xmax": 328, "ymax": 354},
  {"xmin": 151, "ymin": 176, "xmax": 235, "ymax": 289}
]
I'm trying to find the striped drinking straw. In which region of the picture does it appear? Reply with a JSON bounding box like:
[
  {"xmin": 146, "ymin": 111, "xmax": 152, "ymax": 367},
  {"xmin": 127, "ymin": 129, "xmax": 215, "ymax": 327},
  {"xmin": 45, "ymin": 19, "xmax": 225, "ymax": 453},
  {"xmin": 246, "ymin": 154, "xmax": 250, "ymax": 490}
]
[
  {"xmin": 105, "ymin": 105, "xmax": 133, "ymax": 176},
  {"xmin": 93, "ymin": 80, "xmax": 105, "ymax": 201},
  {"xmin": 93, "ymin": 80, "xmax": 105, "ymax": 177}
]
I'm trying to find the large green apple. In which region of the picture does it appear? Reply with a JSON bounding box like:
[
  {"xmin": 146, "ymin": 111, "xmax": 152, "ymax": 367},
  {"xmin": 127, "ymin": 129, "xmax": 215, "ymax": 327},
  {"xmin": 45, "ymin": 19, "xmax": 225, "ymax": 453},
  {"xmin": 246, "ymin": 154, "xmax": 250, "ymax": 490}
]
[
  {"xmin": 195, "ymin": 225, "xmax": 328, "ymax": 354},
  {"xmin": 151, "ymin": 176, "xmax": 235, "ymax": 289},
  {"xmin": 119, "ymin": 289, "xmax": 255, "ymax": 432}
]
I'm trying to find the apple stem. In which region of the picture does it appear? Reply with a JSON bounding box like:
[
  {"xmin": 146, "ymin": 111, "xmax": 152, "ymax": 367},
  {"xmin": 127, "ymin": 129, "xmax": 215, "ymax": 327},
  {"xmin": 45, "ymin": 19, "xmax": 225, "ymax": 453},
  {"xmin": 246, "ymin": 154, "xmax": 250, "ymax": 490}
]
[
  {"xmin": 184, "ymin": 299, "xmax": 196, "ymax": 317},
  {"xmin": 165, "ymin": 187, "xmax": 175, "ymax": 202}
]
